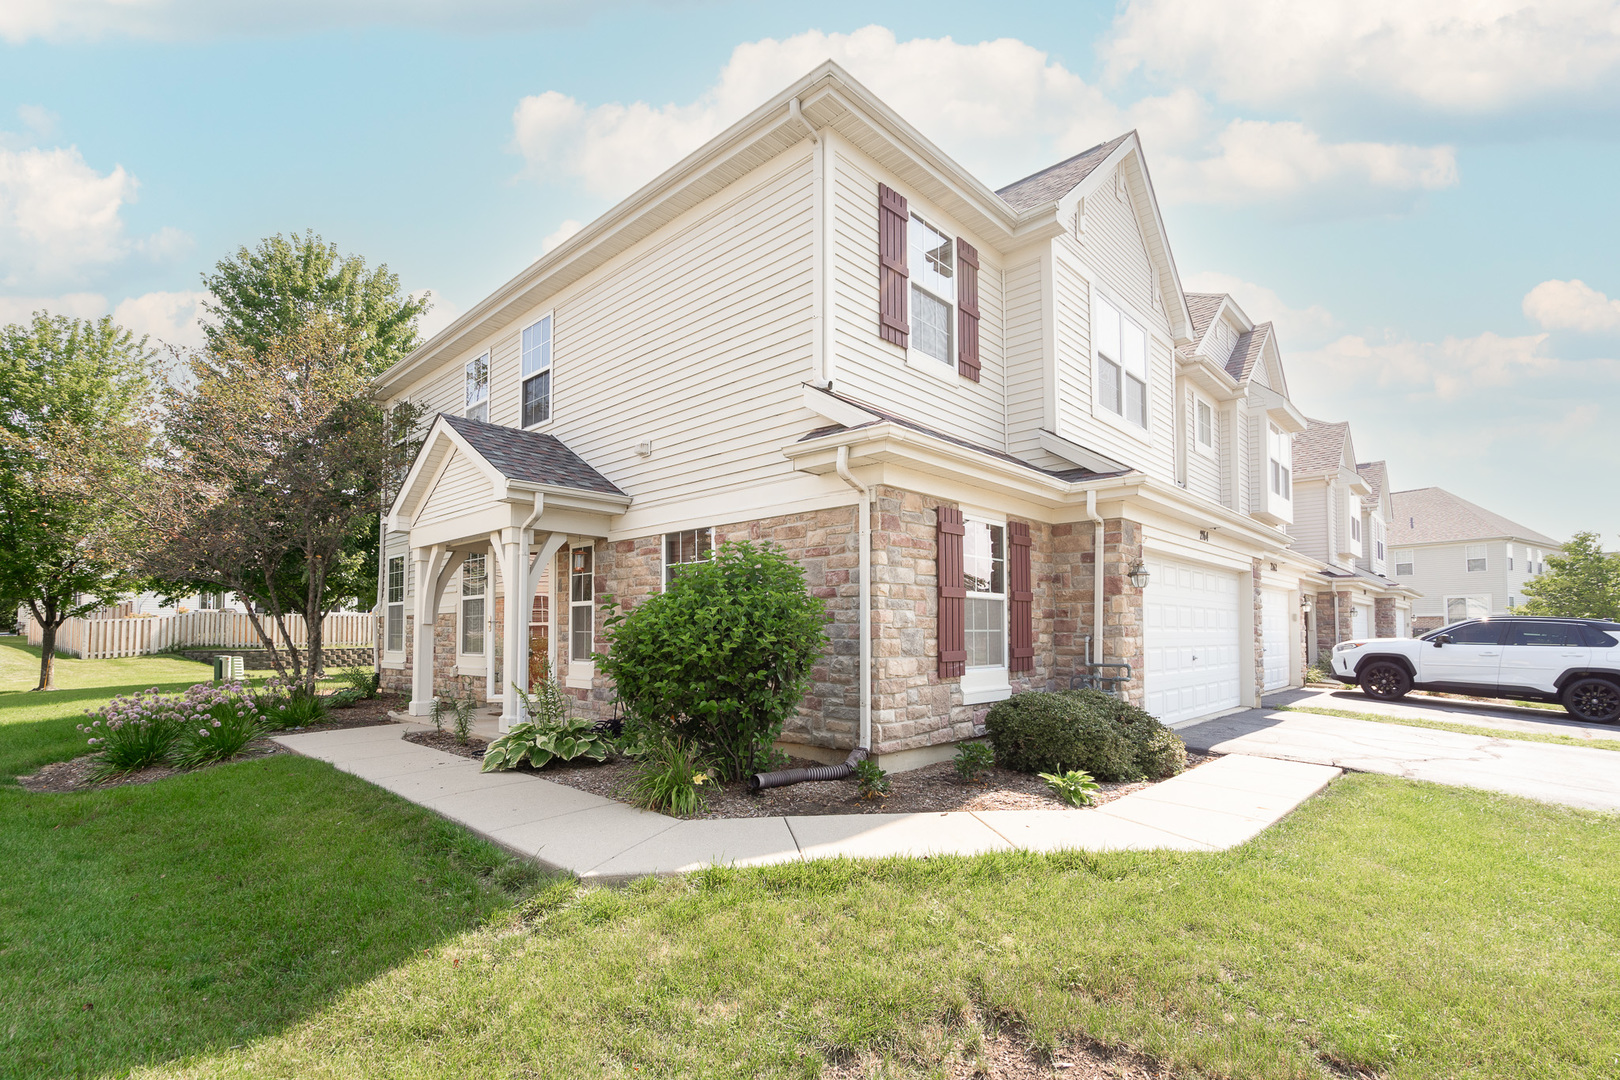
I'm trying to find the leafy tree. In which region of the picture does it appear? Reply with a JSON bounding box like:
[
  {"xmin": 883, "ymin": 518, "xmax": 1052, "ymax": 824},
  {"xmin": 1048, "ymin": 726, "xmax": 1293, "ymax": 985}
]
[
  {"xmin": 597, "ymin": 541, "xmax": 828, "ymax": 781},
  {"xmin": 1520, "ymin": 532, "xmax": 1620, "ymax": 621},
  {"xmin": 0, "ymin": 313, "xmax": 155, "ymax": 690},
  {"xmin": 136, "ymin": 318, "xmax": 423, "ymax": 688}
]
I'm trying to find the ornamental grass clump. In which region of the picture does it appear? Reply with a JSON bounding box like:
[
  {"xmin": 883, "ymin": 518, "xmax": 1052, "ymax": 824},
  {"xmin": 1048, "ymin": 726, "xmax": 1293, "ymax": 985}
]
[
  {"xmin": 170, "ymin": 682, "xmax": 269, "ymax": 769},
  {"xmin": 252, "ymin": 676, "xmax": 328, "ymax": 730},
  {"xmin": 79, "ymin": 687, "xmax": 186, "ymax": 780}
]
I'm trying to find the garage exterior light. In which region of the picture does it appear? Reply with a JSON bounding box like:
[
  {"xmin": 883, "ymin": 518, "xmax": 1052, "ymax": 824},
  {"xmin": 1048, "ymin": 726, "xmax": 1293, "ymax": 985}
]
[{"xmin": 1127, "ymin": 562, "xmax": 1151, "ymax": 589}]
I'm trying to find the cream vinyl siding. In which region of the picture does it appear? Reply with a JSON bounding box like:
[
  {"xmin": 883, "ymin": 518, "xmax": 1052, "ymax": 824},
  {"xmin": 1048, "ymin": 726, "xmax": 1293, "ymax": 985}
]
[
  {"xmin": 1287, "ymin": 479, "xmax": 1331, "ymax": 564},
  {"xmin": 1183, "ymin": 385, "xmax": 1221, "ymax": 502},
  {"xmin": 1204, "ymin": 318, "xmax": 1237, "ymax": 368},
  {"xmin": 830, "ymin": 148, "xmax": 1007, "ymax": 451},
  {"xmin": 1075, "ymin": 164, "xmax": 1158, "ymax": 320},
  {"xmin": 416, "ymin": 452, "xmax": 493, "ymax": 530},
  {"xmin": 1403, "ymin": 540, "xmax": 1523, "ymax": 618},
  {"xmin": 1003, "ymin": 256, "xmax": 1050, "ymax": 463}
]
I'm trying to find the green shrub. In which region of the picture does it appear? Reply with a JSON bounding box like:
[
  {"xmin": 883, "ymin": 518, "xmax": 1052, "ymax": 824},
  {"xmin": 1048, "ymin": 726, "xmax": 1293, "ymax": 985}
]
[
  {"xmin": 334, "ymin": 666, "xmax": 381, "ymax": 699},
  {"xmin": 598, "ymin": 540, "xmax": 828, "ymax": 781},
  {"xmin": 325, "ymin": 688, "xmax": 364, "ymax": 710},
  {"xmin": 1038, "ymin": 768, "xmax": 1101, "ymax": 807},
  {"xmin": 482, "ymin": 714, "xmax": 611, "ymax": 772},
  {"xmin": 854, "ymin": 758, "xmax": 890, "ymax": 800},
  {"xmin": 984, "ymin": 691, "xmax": 1139, "ymax": 781},
  {"xmin": 627, "ymin": 736, "xmax": 713, "ymax": 817},
  {"xmin": 953, "ymin": 741, "xmax": 996, "ymax": 783},
  {"xmin": 252, "ymin": 678, "xmax": 329, "ymax": 730},
  {"xmin": 1085, "ymin": 691, "xmax": 1188, "ymax": 779}
]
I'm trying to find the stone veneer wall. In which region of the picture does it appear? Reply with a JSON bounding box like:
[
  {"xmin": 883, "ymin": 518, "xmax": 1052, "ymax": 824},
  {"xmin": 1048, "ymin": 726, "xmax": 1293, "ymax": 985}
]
[
  {"xmin": 1249, "ymin": 559, "xmax": 1266, "ymax": 703},
  {"xmin": 1374, "ymin": 597, "xmax": 1397, "ymax": 638},
  {"xmin": 1314, "ymin": 591, "xmax": 1355, "ymax": 655},
  {"xmin": 1099, "ymin": 518, "xmax": 1146, "ymax": 708}
]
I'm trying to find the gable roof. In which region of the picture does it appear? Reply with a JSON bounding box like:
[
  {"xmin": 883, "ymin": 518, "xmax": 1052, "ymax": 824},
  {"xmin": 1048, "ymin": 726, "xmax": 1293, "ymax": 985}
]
[
  {"xmin": 1292, "ymin": 418, "xmax": 1350, "ymax": 475},
  {"xmin": 1356, "ymin": 461, "xmax": 1389, "ymax": 512},
  {"xmin": 994, "ymin": 133, "xmax": 1133, "ymax": 211},
  {"xmin": 1185, "ymin": 292, "xmax": 1225, "ymax": 342},
  {"xmin": 439, "ymin": 414, "xmax": 624, "ymax": 496},
  {"xmin": 1389, "ymin": 487, "xmax": 1561, "ymax": 547},
  {"xmin": 1226, "ymin": 322, "xmax": 1272, "ymax": 382}
]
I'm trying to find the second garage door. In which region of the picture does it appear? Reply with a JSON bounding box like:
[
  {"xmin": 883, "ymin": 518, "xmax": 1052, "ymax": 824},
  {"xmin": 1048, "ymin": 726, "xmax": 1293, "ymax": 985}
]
[{"xmin": 1143, "ymin": 557, "xmax": 1243, "ymax": 725}]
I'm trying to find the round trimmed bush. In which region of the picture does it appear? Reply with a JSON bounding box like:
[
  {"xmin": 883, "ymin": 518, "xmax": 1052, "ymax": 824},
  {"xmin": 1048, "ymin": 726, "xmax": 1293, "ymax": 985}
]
[{"xmin": 983, "ymin": 689, "xmax": 1187, "ymax": 782}]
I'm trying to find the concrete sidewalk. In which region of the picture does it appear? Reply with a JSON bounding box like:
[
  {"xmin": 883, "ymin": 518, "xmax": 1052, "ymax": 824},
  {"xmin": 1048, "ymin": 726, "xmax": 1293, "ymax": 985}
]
[
  {"xmin": 1182, "ymin": 706, "xmax": 1620, "ymax": 812},
  {"xmin": 273, "ymin": 725, "xmax": 1340, "ymax": 884}
]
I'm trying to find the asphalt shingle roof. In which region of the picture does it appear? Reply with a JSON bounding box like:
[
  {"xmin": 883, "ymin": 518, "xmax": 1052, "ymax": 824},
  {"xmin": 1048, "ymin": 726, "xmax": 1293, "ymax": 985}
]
[
  {"xmin": 1185, "ymin": 293, "xmax": 1225, "ymax": 343},
  {"xmin": 1292, "ymin": 418, "xmax": 1350, "ymax": 475},
  {"xmin": 995, "ymin": 133, "xmax": 1133, "ymax": 211},
  {"xmin": 1224, "ymin": 323, "xmax": 1271, "ymax": 382},
  {"xmin": 441, "ymin": 413, "xmax": 624, "ymax": 496},
  {"xmin": 1389, "ymin": 487, "xmax": 1561, "ymax": 548},
  {"xmin": 1356, "ymin": 461, "xmax": 1389, "ymax": 511}
]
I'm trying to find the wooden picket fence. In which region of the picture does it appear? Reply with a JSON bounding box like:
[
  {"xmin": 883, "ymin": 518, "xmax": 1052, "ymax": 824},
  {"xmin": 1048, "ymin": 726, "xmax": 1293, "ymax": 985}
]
[{"xmin": 28, "ymin": 610, "xmax": 375, "ymax": 661}]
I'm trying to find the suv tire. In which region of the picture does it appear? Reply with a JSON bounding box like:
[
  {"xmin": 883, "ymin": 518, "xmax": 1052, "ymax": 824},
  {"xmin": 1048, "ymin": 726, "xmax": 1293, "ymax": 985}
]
[
  {"xmin": 1562, "ymin": 677, "xmax": 1620, "ymax": 724},
  {"xmin": 1359, "ymin": 660, "xmax": 1412, "ymax": 701}
]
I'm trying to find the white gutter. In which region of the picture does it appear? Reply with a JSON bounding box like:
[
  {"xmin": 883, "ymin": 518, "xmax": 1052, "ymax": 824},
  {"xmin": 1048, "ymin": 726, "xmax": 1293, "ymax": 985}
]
[
  {"xmin": 835, "ymin": 445, "xmax": 872, "ymax": 751},
  {"xmin": 1081, "ymin": 489, "xmax": 1105, "ymax": 666}
]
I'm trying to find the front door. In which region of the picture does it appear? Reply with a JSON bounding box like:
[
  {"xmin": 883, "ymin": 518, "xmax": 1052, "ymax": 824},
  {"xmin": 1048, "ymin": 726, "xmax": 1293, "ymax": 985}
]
[{"xmin": 1417, "ymin": 619, "xmax": 1506, "ymax": 690}]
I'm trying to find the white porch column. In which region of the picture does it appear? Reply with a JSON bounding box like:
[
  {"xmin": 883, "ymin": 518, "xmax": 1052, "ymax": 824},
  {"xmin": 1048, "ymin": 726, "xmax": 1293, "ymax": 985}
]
[
  {"xmin": 485, "ymin": 536, "xmax": 501, "ymax": 710},
  {"xmin": 408, "ymin": 544, "xmax": 469, "ymax": 716},
  {"xmin": 499, "ymin": 528, "xmax": 569, "ymax": 731}
]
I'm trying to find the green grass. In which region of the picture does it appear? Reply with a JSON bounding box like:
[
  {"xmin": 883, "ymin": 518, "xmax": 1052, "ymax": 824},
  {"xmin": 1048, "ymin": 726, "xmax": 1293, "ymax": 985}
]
[
  {"xmin": 1278, "ymin": 703, "xmax": 1620, "ymax": 752},
  {"xmin": 0, "ymin": 637, "xmax": 213, "ymax": 783},
  {"xmin": 7, "ymin": 649, "xmax": 1619, "ymax": 1078}
]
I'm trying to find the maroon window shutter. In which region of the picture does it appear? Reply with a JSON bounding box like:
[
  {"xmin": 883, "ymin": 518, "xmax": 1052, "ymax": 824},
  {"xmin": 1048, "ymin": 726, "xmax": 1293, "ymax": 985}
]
[
  {"xmin": 937, "ymin": 506, "xmax": 965, "ymax": 678},
  {"xmin": 956, "ymin": 237, "xmax": 981, "ymax": 381},
  {"xmin": 1008, "ymin": 521, "xmax": 1034, "ymax": 673},
  {"xmin": 878, "ymin": 184, "xmax": 910, "ymax": 347}
]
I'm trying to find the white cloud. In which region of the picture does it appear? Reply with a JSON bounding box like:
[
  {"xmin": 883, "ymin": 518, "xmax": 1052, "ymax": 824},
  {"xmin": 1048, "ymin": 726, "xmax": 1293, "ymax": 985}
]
[
  {"xmin": 1153, "ymin": 120, "xmax": 1457, "ymax": 208},
  {"xmin": 1105, "ymin": 0, "xmax": 1620, "ymax": 113},
  {"xmin": 1179, "ymin": 272, "xmax": 1337, "ymax": 348},
  {"xmin": 0, "ymin": 292, "xmax": 109, "ymax": 326},
  {"xmin": 540, "ymin": 219, "xmax": 583, "ymax": 254},
  {"xmin": 0, "ymin": 145, "xmax": 136, "ymax": 284},
  {"xmin": 511, "ymin": 26, "xmax": 1459, "ymax": 211},
  {"xmin": 1292, "ymin": 330, "xmax": 1557, "ymax": 401},
  {"xmin": 1523, "ymin": 278, "xmax": 1620, "ymax": 334},
  {"xmin": 112, "ymin": 289, "xmax": 210, "ymax": 349},
  {"xmin": 16, "ymin": 105, "xmax": 59, "ymax": 139}
]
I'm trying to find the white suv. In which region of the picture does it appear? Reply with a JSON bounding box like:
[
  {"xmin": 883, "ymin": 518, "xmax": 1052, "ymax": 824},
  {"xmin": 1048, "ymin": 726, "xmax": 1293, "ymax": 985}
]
[{"xmin": 1329, "ymin": 616, "xmax": 1620, "ymax": 723}]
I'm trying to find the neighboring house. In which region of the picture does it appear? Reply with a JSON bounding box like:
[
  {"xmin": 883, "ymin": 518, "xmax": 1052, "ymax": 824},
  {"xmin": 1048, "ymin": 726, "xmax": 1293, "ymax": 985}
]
[
  {"xmin": 1388, "ymin": 487, "xmax": 1562, "ymax": 631},
  {"xmin": 1287, "ymin": 426, "xmax": 1418, "ymax": 658},
  {"xmin": 375, "ymin": 62, "xmax": 1328, "ymax": 769}
]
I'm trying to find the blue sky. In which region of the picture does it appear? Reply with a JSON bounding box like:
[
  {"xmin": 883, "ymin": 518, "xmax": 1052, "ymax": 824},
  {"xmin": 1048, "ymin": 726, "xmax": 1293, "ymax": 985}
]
[{"xmin": 2, "ymin": 0, "xmax": 1616, "ymax": 542}]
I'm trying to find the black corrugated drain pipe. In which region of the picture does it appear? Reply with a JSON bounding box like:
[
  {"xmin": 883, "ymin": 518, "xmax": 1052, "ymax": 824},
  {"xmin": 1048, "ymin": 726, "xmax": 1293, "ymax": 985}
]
[{"xmin": 748, "ymin": 746, "xmax": 869, "ymax": 792}]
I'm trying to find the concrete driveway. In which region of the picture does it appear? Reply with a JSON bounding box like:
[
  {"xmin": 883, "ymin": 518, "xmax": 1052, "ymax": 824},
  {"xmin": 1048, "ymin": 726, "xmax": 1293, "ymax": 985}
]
[
  {"xmin": 1270, "ymin": 685, "xmax": 1620, "ymax": 744},
  {"xmin": 1180, "ymin": 691, "xmax": 1620, "ymax": 812}
]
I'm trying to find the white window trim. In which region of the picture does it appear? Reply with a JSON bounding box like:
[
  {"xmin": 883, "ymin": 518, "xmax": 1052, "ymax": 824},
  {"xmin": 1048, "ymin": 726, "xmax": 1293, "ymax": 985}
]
[
  {"xmin": 1394, "ymin": 549, "xmax": 1415, "ymax": 576},
  {"xmin": 1193, "ymin": 394, "xmax": 1215, "ymax": 457},
  {"xmin": 903, "ymin": 211, "xmax": 959, "ymax": 376},
  {"xmin": 1267, "ymin": 423, "xmax": 1293, "ymax": 502},
  {"xmin": 1465, "ymin": 543, "xmax": 1487, "ymax": 573},
  {"xmin": 661, "ymin": 527, "xmax": 713, "ymax": 589},
  {"xmin": 960, "ymin": 515, "xmax": 1010, "ymax": 703},
  {"xmin": 384, "ymin": 555, "xmax": 406, "ymax": 661},
  {"xmin": 1089, "ymin": 286, "xmax": 1155, "ymax": 444},
  {"xmin": 520, "ymin": 311, "xmax": 555, "ymax": 431},
  {"xmin": 1444, "ymin": 594, "xmax": 1492, "ymax": 621},
  {"xmin": 464, "ymin": 352, "xmax": 490, "ymax": 422},
  {"xmin": 567, "ymin": 544, "xmax": 595, "ymax": 689},
  {"xmin": 455, "ymin": 553, "xmax": 488, "ymax": 676}
]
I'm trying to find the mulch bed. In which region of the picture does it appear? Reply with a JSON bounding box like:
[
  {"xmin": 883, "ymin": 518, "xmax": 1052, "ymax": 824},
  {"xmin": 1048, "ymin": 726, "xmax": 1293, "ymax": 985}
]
[
  {"xmin": 403, "ymin": 728, "xmax": 1215, "ymax": 819},
  {"xmin": 15, "ymin": 693, "xmax": 408, "ymax": 795}
]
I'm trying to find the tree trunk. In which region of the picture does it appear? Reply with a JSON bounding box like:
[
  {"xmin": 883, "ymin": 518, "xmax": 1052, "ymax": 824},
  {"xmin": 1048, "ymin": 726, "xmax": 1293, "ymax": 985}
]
[{"xmin": 35, "ymin": 620, "xmax": 58, "ymax": 691}]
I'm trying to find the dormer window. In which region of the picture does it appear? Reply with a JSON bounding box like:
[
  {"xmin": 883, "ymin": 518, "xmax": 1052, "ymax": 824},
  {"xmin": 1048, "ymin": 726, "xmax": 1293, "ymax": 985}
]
[
  {"xmin": 1096, "ymin": 296, "xmax": 1148, "ymax": 428},
  {"xmin": 1268, "ymin": 424, "xmax": 1292, "ymax": 499},
  {"xmin": 464, "ymin": 353, "xmax": 489, "ymax": 422},
  {"xmin": 908, "ymin": 214, "xmax": 954, "ymax": 366}
]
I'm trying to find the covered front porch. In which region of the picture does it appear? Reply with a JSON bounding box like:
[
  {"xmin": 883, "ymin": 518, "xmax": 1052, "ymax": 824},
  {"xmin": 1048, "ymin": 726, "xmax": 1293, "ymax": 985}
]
[{"xmin": 386, "ymin": 414, "xmax": 630, "ymax": 730}]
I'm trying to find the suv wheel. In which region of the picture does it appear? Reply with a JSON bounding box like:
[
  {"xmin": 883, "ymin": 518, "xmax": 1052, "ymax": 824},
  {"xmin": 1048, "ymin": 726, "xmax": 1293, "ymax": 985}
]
[
  {"xmin": 1359, "ymin": 660, "xmax": 1412, "ymax": 701},
  {"xmin": 1562, "ymin": 677, "xmax": 1620, "ymax": 724}
]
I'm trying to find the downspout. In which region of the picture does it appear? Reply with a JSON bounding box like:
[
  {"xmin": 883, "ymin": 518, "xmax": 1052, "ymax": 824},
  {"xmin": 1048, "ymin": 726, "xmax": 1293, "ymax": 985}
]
[
  {"xmin": 1082, "ymin": 489, "xmax": 1105, "ymax": 665},
  {"xmin": 748, "ymin": 444, "xmax": 871, "ymax": 790}
]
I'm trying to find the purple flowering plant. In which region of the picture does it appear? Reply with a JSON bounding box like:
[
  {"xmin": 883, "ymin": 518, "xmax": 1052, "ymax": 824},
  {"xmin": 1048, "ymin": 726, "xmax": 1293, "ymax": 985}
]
[{"xmin": 81, "ymin": 682, "xmax": 267, "ymax": 779}]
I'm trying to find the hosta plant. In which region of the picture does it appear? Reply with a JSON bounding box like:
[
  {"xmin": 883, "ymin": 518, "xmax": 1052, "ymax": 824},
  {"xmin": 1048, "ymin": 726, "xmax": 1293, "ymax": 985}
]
[
  {"xmin": 1039, "ymin": 767, "xmax": 1102, "ymax": 807},
  {"xmin": 953, "ymin": 741, "xmax": 996, "ymax": 783},
  {"xmin": 482, "ymin": 714, "xmax": 612, "ymax": 772}
]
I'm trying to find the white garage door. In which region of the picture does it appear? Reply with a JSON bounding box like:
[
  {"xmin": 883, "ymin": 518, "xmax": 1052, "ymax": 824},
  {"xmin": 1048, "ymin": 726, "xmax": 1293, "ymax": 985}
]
[
  {"xmin": 1351, "ymin": 602, "xmax": 1372, "ymax": 640},
  {"xmin": 1143, "ymin": 557, "xmax": 1243, "ymax": 725},
  {"xmin": 1261, "ymin": 588, "xmax": 1291, "ymax": 691}
]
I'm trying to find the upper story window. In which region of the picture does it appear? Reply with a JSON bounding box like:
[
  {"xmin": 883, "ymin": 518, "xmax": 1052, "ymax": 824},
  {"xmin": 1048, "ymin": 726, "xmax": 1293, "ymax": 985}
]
[
  {"xmin": 1375, "ymin": 520, "xmax": 1386, "ymax": 563},
  {"xmin": 386, "ymin": 556, "xmax": 405, "ymax": 654},
  {"xmin": 1466, "ymin": 544, "xmax": 1487, "ymax": 573},
  {"xmin": 663, "ymin": 528, "xmax": 712, "ymax": 587},
  {"xmin": 1350, "ymin": 508, "xmax": 1362, "ymax": 544},
  {"xmin": 1096, "ymin": 296, "xmax": 1148, "ymax": 428},
  {"xmin": 522, "ymin": 315, "xmax": 552, "ymax": 428},
  {"xmin": 908, "ymin": 214, "xmax": 954, "ymax": 365},
  {"xmin": 1195, "ymin": 398, "xmax": 1214, "ymax": 454},
  {"xmin": 1506, "ymin": 544, "xmax": 1515, "ymax": 571},
  {"xmin": 464, "ymin": 353, "xmax": 489, "ymax": 422},
  {"xmin": 1394, "ymin": 549, "xmax": 1414, "ymax": 576},
  {"xmin": 570, "ymin": 547, "xmax": 594, "ymax": 662},
  {"xmin": 460, "ymin": 553, "xmax": 486, "ymax": 656},
  {"xmin": 962, "ymin": 521, "xmax": 1006, "ymax": 669},
  {"xmin": 1268, "ymin": 425, "xmax": 1292, "ymax": 499}
]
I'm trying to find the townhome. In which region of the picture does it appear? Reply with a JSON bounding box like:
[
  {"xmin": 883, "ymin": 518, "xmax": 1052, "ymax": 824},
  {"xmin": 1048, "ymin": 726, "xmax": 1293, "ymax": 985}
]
[
  {"xmin": 374, "ymin": 62, "xmax": 1323, "ymax": 769},
  {"xmin": 1288, "ymin": 423, "xmax": 1417, "ymax": 659},
  {"xmin": 1388, "ymin": 487, "xmax": 1561, "ymax": 632}
]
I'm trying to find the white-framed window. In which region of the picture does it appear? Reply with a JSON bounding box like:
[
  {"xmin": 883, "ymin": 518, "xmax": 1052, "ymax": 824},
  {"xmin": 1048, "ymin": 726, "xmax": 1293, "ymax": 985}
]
[
  {"xmin": 460, "ymin": 552, "xmax": 486, "ymax": 656},
  {"xmin": 908, "ymin": 214, "xmax": 955, "ymax": 366},
  {"xmin": 1096, "ymin": 295, "xmax": 1148, "ymax": 428},
  {"xmin": 1506, "ymin": 544, "xmax": 1515, "ymax": 571},
  {"xmin": 386, "ymin": 556, "xmax": 405, "ymax": 654},
  {"xmin": 569, "ymin": 546, "xmax": 594, "ymax": 662},
  {"xmin": 1350, "ymin": 511, "xmax": 1362, "ymax": 544},
  {"xmin": 1194, "ymin": 397, "xmax": 1214, "ymax": 454},
  {"xmin": 1465, "ymin": 544, "xmax": 1487, "ymax": 573},
  {"xmin": 1507, "ymin": 595, "xmax": 1517, "ymax": 609},
  {"xmin": 663, "ymin": 528, "xmax": 712, "ymax": 587},
  {"xmin": 962, "ymin": 520, "xmax": 1006, "ymax": 669},
  {"xmin": 197, "ymin": 592, "xmax": 221, "ymax": 611},
  {"xmin": 1445, "ymin": 595, "xmax": 1490, "ymax": 621},
  {"xmin": 464, "ymin": 353, "xmax": 489, "ymax": 422},
  {"xmin": 521, "ymin": 314, "xmax": 552, "ymax": 428},
  {"xmin": 1394, "ymin": 549, "xmax": 1415, "ymax": 576},
  {"xmin": 1268, "ymin": 424, "xmax": 1292, "ymax": 499}
]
